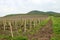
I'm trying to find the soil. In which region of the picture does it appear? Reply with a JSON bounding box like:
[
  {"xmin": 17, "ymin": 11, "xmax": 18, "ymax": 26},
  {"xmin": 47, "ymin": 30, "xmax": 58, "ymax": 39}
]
[{"xmin": 27, "ymin": 18, "xmax": 53, "ymax": 40}]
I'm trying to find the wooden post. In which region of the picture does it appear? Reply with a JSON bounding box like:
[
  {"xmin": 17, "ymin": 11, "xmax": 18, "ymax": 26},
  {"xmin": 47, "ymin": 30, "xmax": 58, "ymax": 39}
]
[
  {"xmin": 21, "ymin": 18, "xmax": 24, "ymax": 26},
  {"xmin": 15, "ymin": 21, "xmax": 20, "ymax": 36},
  {"xmin": 20, "ymin": 20, "xmax": 21, "ymax": 30},
  {"xmin": 24, "ymin": 19, "xmax": 27, "ymax": 32},
  {"xmin": 8, "ymin": 22, "xmax": 13, "ymax": 38},
  {"xmin": 3, "ymin": 21, "xmax": 6, "ymax": 31},
  {"xmin": 35, "ymin": 19, "xmax": 37, "ymax": 27},
  {"xmin": 34, "ymin": 19, "xmax": 36, "ymax": 28},
  {"xmin": 38, "ymin": 18, "xmax": 40, "ymax": 25},
  {"xmin": 15, "ymin": 21, "xmax": 17, "ymax": 30},
  {"xmin": 30, "ymin": 19, "xmax": 32, "ymax": 31}
]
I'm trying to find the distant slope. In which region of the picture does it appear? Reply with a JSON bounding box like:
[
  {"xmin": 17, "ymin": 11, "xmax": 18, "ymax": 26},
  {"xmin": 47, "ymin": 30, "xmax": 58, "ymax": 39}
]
[
  {"xmin": 4, "ymin": 10, "xmax": 60, "ymax": 17},
  {"xmin": 27, "ymin": 10, "xmax": 60, "ymax": 17}
]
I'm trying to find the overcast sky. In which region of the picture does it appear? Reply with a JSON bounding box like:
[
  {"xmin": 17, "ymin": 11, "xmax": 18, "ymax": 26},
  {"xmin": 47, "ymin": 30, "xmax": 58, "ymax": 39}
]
[{"xmin": 0, "ymin": 0, "xmax": 60, "ymax": 17}]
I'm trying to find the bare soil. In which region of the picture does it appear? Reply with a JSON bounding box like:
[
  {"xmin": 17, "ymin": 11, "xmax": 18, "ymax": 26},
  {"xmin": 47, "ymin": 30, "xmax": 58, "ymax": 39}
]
[{"xmin": 27, "ymin": 18, "xmax": 53, "ymax": 40}]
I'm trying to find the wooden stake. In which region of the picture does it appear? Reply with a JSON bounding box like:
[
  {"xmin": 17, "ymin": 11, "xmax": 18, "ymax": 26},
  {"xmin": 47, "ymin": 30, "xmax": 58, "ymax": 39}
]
[
  {"xmin": 34, "ymin": 19, "xmax": 36, "ymax": 28},
  {"xmin": 15, "ymin": 21, "xmax": 19, "ymax": 36},
  {"xmin": 24, "ymin": 19, "xmax": 27, "ymax": 32},
  {"xmin": 38, "ymin": 19, "xmax": 40, "ymax": 25},
  {"xmin": 30, "ymin": 19, "xmax": 32, "ymax": 31},
  {"xmin": 35, "ymin": 19, "xmax": 37, "ymax": 27},
  {"xmin": 8, "ymin": 22, "xmax": 13, "ymax": 38},
  {"xmin": 3, "ymin": 21, "xmax": 6, "ymax": 31}
]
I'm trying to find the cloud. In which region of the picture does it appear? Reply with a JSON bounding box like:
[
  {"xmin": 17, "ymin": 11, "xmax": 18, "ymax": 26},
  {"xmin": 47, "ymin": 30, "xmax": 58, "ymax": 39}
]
[
  {"xmin": 0, "ymin": 0, "xmax": 60, "ymax": 16},
  {"xmin": 27, "ymin": 0, "xmax": 56, "ymax": 5}
]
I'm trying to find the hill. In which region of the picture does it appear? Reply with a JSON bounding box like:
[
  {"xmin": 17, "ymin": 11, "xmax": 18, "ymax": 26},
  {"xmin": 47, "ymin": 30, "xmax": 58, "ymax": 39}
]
[
  {"xmin": 27, "ymin": 10, "xmax": 60, "ymax": 16},
  {"xmin": 3, "ymin": 10, "xmax": 60, "ymax": 17}
]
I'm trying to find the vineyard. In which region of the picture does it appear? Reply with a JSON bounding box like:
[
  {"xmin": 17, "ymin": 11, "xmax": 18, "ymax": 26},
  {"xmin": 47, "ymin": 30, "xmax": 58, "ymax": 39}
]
[
  {"xmin": 0, "ymin": 15, "xmax": 60, "ymax": 40},
  {"xmin": 51, "ymin": 17, "xmax": 60, "ymax": 40}
]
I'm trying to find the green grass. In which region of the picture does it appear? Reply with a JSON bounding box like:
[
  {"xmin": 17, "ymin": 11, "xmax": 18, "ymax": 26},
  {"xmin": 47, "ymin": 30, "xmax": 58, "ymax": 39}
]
[
  {"xmin": 0, "ymin": 35, "xmax": 28, "ymax": 40},
  {"xmin": 51, "ymin": 17, "xmax": 60, "ymax": 40}
]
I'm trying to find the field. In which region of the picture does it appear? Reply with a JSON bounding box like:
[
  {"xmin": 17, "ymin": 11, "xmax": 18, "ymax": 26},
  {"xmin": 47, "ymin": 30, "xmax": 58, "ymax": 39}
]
[
  {"xmin": 51, "ymin": 17, "xmax": 60, "ymax": 40},
  {"xmin": 0, "ymin": 15, "xmax": 60, "ymax": 40}
]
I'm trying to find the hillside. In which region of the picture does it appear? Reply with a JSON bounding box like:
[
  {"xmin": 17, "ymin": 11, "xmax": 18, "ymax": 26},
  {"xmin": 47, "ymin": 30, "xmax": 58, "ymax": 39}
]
[
  {"xmin": 4, "ymin": 10, "xmax": 60, "ymax": 17},
  {"xmin": 27, "ymin": 10, "xmax": 60, "ymax": 16}
]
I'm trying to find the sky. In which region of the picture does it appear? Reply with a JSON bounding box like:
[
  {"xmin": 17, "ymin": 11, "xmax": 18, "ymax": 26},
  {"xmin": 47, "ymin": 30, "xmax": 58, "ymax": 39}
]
[{"xmin": 0, "ymin": 0, "xmax": 60, "ymax": 17}]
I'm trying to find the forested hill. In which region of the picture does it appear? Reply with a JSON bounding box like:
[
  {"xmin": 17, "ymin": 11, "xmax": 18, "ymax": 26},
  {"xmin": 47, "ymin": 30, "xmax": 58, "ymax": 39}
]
[
  {"xmin": 4, "ymin": 10, "xmax": 60, "ymax": 17},
  {"xmin": 27, "ymin": 10, "xmax": 60, "ymax": 16}
]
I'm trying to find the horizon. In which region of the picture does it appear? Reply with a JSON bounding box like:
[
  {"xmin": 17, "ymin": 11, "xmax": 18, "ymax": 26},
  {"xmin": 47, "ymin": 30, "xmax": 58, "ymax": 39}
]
[
  {"xmin": 0, "ymin": 0, "xmax": 60, "ymax": 17},
  {"xmin": 0, "ymin": 10, "xmax": 60, "ymax": 17}
]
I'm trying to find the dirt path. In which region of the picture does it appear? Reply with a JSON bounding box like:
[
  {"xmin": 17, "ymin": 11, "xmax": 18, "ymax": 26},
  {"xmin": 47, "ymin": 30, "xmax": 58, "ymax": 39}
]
[{"xmin": 27, "ymin": 18, "xmax": 53, "ymax": 40}]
